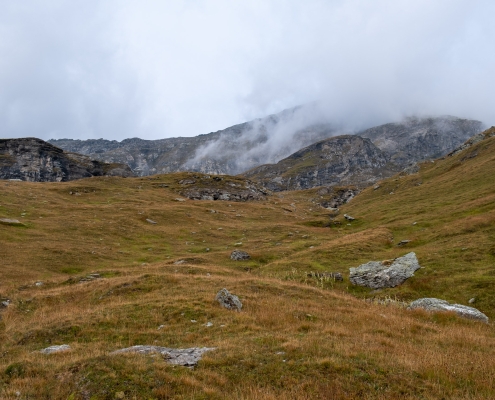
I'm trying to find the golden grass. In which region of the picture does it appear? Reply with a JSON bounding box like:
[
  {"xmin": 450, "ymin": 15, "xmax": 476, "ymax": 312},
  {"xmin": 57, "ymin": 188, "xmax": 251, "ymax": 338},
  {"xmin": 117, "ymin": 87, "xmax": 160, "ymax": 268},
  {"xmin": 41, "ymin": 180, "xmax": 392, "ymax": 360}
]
[{"xmin": 1, "ymin": 136, "xmax": 495, "ymax": 398}]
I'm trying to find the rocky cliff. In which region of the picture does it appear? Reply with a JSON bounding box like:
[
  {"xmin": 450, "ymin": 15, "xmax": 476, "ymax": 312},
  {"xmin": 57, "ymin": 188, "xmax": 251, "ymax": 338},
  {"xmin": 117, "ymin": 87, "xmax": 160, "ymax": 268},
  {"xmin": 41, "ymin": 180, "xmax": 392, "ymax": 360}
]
[{"xmin": 0, "ymin": 138, "xmax": 135, "ymax": 182}]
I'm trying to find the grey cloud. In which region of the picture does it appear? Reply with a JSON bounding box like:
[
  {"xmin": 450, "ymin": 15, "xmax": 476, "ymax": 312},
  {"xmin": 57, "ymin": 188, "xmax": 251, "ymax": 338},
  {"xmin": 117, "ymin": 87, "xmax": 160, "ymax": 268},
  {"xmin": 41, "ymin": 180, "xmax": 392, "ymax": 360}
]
[{"xmin": 0, "ymin": 0, "xmax": 493, "ymax": 142}]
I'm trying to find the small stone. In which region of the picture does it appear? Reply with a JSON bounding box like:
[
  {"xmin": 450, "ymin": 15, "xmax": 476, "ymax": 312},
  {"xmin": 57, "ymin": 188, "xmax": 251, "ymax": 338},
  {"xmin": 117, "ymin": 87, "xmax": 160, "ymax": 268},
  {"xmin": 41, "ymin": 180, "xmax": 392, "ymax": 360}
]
[
  {"xmin": 157, "ymin": 325, "xmax": 165, "ymax": 330},
  {"xmin": 373, "ymin": 184, "xmax": 380, "ymax": 190},
  {"xmin": 190, "ymin": 320, "xmax": 197, "ymax": 323},
  {"xmin": 397, "ymin": 240, "xmax": 411, "ymax": 246},
  {"xmin": 230, "ymin": 250, "xmax": 250, "ymax": 261},
  {"xmin": 468, "ymin": 298, "xmax": 476, "ymax": 304},
  {"xmin": 344, "ymin": 214, "xmax": 355, "ymax": 221},
  {"xmin": 35, "ymin": 281, "xmax": 44, "ymax": 287},
  {"xmin": 146, "ymin": 219, "xmax": 157, "ymax": 224},
  {"xmin": 115, "ymin": 392, "xmax": 125, "ymax": 399},
  {"xmin": 204, "ymin": 322, "xmax": 213, "ymax": 327},
  {"xmin": 175, "ymin": 198, "xmax": 186, "ymax": 202},
  {"xmin": 215, "ymin": 288, "xmax": 242, "ymax": 311}
]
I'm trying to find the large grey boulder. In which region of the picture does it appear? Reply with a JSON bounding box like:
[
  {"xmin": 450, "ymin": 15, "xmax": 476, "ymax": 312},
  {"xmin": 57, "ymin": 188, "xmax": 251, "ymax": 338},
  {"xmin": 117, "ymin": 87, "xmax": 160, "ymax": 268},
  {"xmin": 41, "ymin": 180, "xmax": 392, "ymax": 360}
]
[
  {"xmin": 349, "ymin": 252, "xmax": 421, "ymax": 289},
  {"xmin": 408, "ymin": 298, "xmax": 489, "ymax": 323},
  {"xmin": 215, "ymin": 288, "xmax": 242, "ymax": 311},
  {"xmin": 111, "ymin": 346, "xmax": 216, "ymax": 366}
]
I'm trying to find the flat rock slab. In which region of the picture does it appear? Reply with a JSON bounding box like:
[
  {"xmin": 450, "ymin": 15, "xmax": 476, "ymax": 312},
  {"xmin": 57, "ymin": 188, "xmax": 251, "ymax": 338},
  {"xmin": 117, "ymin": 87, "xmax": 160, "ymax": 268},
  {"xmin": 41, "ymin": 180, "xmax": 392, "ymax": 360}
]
[
  {"xmin": 111, "ymin": 346, "xmax": 216, "ymax": 366},
  {"xmin": 349, "ymin": 252, "xmax": 421, "ymax": 289},
  {"xmin": 0, "ymin": 218, "xmax": 24, "ymax": 226},
  {"xmin": 39, "ymin": 345, "xmax": 71, "ymax": 354},
  {"xmin": 408, "ymin": 298, "xmax": 489, "ymax": 323}
]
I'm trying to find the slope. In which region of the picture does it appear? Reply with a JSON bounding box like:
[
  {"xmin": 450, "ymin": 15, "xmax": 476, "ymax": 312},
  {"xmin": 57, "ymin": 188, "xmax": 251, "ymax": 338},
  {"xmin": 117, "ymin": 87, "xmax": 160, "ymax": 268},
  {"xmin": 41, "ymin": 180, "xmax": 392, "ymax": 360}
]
[{"xmin": 1, "ymin": 130, "xmax": 495, "ymax": 399}]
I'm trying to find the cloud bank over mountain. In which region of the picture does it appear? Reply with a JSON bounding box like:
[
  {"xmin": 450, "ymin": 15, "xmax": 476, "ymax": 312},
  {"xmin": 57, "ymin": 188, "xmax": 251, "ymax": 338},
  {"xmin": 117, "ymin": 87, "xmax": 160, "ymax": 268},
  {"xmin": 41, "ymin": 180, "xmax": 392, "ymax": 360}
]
[{"xmin": 1, "ymin": 1, "xmax": 494, "ymax": 141}]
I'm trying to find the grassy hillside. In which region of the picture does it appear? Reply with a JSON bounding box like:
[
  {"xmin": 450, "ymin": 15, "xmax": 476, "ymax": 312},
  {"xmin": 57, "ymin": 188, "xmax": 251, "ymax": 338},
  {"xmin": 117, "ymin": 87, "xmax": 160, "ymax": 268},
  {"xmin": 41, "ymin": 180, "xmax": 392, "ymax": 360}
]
[{"xmin": 1, "ymin": 131, "xmax": 495, "ymax": 399}]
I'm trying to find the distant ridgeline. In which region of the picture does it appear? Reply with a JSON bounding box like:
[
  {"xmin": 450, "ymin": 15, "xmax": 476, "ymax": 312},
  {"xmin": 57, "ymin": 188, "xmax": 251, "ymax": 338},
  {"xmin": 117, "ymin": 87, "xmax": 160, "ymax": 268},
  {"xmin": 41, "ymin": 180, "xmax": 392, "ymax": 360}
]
[{"xmin": 49, "ymin": 113, "xmax": 483, "ymax": 191}]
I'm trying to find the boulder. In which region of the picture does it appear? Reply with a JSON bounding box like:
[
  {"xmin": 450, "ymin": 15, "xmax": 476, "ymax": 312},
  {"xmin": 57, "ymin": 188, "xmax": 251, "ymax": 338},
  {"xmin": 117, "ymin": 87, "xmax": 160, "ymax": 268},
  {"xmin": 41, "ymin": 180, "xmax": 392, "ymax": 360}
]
[
  {"xmin": 230, "ymin": 250, "xmax": 250, "ymax": 261},
  {"xmin": 111, "ymin": 345, "xmax": 216, "ymax": 367},
  {"xmin": 349, "ymin": 252, "xmax": 421, "ymax": 289},
  {"xmin": 39, "ymin": 344, "xmax": 71, "ymax": 354},
  {"xmin": 215, "ymin": 288, "xmax": 242, "ymax": 311},
  {"xmin": 0, "ymin": 218, "xmax": 24, "ymax": 226},
  {"xmin": 408, "ymin": 298, "xmax": 488, "ymax": 323}
]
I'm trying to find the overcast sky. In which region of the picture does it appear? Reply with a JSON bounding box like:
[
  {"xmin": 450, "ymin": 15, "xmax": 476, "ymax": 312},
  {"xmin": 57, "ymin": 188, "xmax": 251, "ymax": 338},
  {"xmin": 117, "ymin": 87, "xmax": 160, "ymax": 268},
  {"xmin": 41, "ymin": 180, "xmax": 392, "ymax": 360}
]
[{"xmin": 1, "ymin": 0, "xmax": 494, "ymax": 141}]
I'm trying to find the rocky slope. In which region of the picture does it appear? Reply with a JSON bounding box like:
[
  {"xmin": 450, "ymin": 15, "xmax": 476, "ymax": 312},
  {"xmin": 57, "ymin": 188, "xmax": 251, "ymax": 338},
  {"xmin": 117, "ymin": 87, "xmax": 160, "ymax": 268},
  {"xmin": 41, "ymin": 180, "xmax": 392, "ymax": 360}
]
[
  {"xmin": 243, "ymin": 135, "xmax": 400, "ymax": 191},
  {"xmin": 242, "ymin": 116, "xmax": 483, "ymax": 191},
  {"xmin": 49, "ymin": 106, "xmax": 337, "ymax": 176},
  {"xmin": 0, "ymin": 138, "xmax": 135, "ymax": 182},
  {"xmin": 358, "ymin": 115, "xmax": 483, "ymax": 166}
]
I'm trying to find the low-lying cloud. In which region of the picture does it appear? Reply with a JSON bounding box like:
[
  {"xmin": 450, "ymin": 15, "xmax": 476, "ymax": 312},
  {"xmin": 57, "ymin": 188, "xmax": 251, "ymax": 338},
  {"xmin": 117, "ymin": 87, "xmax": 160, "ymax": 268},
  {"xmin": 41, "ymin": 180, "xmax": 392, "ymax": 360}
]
[{"xmin": 1, "ymin": 1, "xmax": 494, "ymax": 142}]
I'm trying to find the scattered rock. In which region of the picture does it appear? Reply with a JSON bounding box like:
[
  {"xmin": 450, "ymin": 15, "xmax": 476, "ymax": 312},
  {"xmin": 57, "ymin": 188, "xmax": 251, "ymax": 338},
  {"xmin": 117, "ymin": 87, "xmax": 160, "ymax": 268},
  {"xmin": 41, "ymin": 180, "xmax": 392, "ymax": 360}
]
[
  {"xmin": 397, "ymin": 240, "xmax": 411, "ymax": 246},
  {"xmin": 175, "ymin": 198, "xmax": 186, "ymax": 202},
  {"xmin": 468, "ymin": 298, "xmax": 476, "ymax": 304},
  {"xmin": 1, "ymin": 299, "xmax": 10, "ymax": 308},
  {"xmin": 35, "ymin": 281, "xmax": 44, "ymax": 287},
  {"xmin": 373, "ymin": 184, "xmax": 380, "ymax": 190},
  {"xmin": 230, "ymin": 250, "xmax": 250, "ymax": 261},
  {"xmin": 344, "ymin": 214, "xmax": 355, "ymax": 221},
  {"xmin": 146, "ymin": 219, "xmax": 157, "ymax": 224},
  {"xmin": 215, "ymin": 288, "xmax": 242, "ymax": 311},
  {"xmin": 401, "ymin": 163, "xmax": 420, "ymax": 175},
  {"xmin": 349, "ymin": 252, "xmax": 421, "ymax": 289},
  {"xmin": 110, "ymin": 345, "xmax": 216, "ymax": 367},
  {"xmin": 174, "ymin": 259, "xmax": 186, "ymax": 265},
  {"xmin": 39, "ymin": 344, "xmax": 71, "ymax": 354},
  {"xmin": 307, "ymin": 272, "xmax": 343, "ymax": 281},
  {"xmin": 66, "ymin": 273, "xmax": 101, "ymax": 284},
  {"xmin": 0, "ymin": 218, "xmax": 24, "ymax": 226},
  {"xmin": 157, "ymin": 325, "xmax": 165, "ymax": 330},
  {"xmin": 204, "ymin": 322, "xmax": 213, "ymax": 327},
  {"xmin": 408, "ymin": 298, "xmax": 488, "ymax": 323}
]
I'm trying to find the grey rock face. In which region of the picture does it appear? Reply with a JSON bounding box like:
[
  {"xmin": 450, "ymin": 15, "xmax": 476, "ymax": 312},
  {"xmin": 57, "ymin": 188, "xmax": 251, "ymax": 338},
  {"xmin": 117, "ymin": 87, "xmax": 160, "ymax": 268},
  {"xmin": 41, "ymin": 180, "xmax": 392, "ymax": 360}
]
[
  {"xmin": 215, "ymin": 288, "xmax": 242, "ymax": 311},
  {"xmin": 359, "ymin": 116, "xmax": 484, "ymax": 167},
  {"xmin": 39, "ymin": 344, "xmax": 71, "ymax": 354},
  {"xmin": 349, "ymin": 252, "xmax": 421, "ymax": 289},
  {"xmin": 111, "ymin": 345, "xmax": 216, "ymax": 366},
  {"xmin": 408, "ymin": 298, "xmax": 488, "ymax": 323},
  {"xmin": 230, "ymin": 250, "xmax": 250, "ymax": 261},
  {"xmin": 244, "ymin": 135, "xmax": 399, "ymax": 191},
  {"xmin": 0, "ymin": 138, "xmax": 135, "ymax": 182}
]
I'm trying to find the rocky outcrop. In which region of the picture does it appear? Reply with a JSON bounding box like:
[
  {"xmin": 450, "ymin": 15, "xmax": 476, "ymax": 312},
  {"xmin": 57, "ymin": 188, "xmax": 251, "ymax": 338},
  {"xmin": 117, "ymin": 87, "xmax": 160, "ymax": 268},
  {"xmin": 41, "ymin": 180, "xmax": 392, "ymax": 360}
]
[
  {"xmin": 111, "ymin": 345, "xmax": 216, "ymax": 366},
  {"xmin": 178, "ymin": 174, "xmax": 268, "ymax": 201},
  {"xmin": 408, "ymin": 298, "xmax": 489, "ymax": 323},
  {"xmin": 349, "ymin": 252, "xmax": 421, "ymax": 289},
  {"xmin": 0, "ymin": 138, "xmax": 135, "ymax": 182},
  {"xmin": 243, "ymin": 135, "xmax": 400, "ymax": 191},
  {"xmin": 215, "ymin": 288, "xmax": 242, "ymax": 311}
]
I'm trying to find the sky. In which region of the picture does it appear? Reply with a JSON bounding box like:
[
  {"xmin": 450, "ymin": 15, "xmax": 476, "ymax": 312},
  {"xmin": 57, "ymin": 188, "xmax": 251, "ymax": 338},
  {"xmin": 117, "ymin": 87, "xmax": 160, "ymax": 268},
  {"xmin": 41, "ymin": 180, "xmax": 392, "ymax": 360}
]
[{"xmin": 1, "ymin": 0, "xmax": 494, "ymax": 141}]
